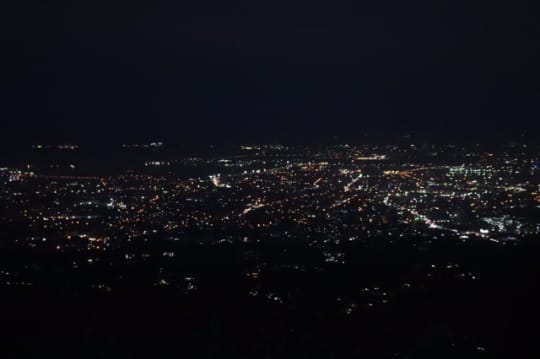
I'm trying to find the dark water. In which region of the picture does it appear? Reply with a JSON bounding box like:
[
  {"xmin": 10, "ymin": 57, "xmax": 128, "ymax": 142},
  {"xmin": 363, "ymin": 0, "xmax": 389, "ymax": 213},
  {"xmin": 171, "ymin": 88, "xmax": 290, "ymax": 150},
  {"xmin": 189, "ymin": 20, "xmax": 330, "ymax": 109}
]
[{"xmin": 0, "ymin": 145, "xmax": 227, "ymax": 177}]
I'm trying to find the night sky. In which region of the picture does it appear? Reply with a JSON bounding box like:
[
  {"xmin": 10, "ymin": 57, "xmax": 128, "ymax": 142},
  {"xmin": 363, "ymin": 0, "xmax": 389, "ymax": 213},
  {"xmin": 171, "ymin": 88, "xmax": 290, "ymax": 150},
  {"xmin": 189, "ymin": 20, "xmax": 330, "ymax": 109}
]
[{"xmin": 2, "ymin": 0, "xmax": 540, "ymax": 145}]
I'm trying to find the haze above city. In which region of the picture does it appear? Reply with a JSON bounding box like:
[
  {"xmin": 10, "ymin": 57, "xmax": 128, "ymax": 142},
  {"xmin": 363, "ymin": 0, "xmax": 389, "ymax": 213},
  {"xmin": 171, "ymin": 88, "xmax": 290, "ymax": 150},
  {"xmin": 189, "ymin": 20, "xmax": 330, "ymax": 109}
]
[{"xmin": 3, "ymin": 0, "xmax": 540, "ymax": 145}]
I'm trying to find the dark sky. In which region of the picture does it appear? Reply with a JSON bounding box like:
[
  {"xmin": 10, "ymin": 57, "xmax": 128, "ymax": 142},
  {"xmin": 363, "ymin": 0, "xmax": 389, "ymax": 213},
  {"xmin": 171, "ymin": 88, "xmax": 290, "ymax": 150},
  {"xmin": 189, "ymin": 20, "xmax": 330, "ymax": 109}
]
[{"xmin": 2, "ymin": 0, "xmax": 540, "ymax": 144}]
